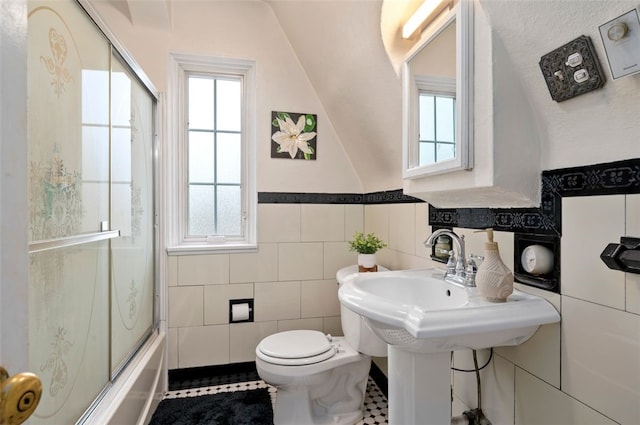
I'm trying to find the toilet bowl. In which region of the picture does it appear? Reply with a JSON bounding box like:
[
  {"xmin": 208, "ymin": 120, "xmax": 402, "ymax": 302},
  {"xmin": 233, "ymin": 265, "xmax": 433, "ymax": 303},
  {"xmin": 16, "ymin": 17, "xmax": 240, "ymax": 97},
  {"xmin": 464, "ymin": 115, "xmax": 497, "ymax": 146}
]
[{"xmin": 255, "ymin": 266, "xmax": 388, "ymax": 425}]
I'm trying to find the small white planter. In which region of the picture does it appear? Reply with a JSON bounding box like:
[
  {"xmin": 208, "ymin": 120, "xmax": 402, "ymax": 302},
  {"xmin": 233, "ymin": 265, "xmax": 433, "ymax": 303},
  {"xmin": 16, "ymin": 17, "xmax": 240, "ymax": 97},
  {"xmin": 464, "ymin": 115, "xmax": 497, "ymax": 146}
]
[{"xmin": 358, "ymin": 253, "xmax": 377, "ymax": 268}]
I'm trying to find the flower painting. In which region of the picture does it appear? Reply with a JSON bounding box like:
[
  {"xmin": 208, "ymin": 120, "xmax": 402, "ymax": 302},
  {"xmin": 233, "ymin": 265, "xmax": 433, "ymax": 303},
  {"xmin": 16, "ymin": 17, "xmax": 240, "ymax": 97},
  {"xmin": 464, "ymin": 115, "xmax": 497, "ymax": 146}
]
[{"xmin": 271, "ymin": 111, "xmax": 317, "ymax": 160}]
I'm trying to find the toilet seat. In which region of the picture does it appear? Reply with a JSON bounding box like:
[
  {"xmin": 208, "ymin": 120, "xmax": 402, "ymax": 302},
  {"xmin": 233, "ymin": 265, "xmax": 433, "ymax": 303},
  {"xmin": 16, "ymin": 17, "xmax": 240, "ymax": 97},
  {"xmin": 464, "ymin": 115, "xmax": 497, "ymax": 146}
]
[{"xmin": 257, "ymin": 330, "xmax": 336, "ymax": 366}]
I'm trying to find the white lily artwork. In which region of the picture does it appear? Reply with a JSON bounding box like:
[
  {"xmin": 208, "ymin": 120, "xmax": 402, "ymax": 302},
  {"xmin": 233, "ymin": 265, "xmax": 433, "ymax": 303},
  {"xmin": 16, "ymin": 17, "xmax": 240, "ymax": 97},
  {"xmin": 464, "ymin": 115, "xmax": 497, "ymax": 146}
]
[{"xmin": 271, "ymin": 111, "xmax": 317, "ymax": 160}]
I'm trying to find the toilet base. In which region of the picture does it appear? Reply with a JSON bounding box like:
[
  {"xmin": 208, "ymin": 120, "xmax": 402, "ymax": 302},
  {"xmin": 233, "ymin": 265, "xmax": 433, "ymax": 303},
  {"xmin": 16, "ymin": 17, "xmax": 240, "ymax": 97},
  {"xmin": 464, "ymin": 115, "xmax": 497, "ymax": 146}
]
[{"xmin": 257, "ymin": 345, "xmax": 372, "ymax": 425}]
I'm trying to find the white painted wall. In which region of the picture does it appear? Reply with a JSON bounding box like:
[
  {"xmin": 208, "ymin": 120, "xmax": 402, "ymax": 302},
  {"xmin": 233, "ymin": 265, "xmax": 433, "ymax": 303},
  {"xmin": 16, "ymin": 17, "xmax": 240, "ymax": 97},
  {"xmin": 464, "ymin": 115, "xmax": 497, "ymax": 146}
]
[{"xmin": 90, "ymin": 0, "xmax": 363, "ymax": 195}]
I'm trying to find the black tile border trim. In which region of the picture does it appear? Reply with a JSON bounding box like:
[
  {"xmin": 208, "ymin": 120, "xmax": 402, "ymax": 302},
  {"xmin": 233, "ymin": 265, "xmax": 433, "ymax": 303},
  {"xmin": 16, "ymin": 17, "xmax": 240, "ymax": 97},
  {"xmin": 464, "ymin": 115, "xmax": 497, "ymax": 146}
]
[
  {"xmin": 258, "ymin": 189, "xmax": 422, "ymax": 205},
  {"xmin": 258, "ymin": 158, "xmax": 640, "ymax": 237},
  {"xmin": 430, "ymin": 158, "xmax": 640, "ymax": 236}
]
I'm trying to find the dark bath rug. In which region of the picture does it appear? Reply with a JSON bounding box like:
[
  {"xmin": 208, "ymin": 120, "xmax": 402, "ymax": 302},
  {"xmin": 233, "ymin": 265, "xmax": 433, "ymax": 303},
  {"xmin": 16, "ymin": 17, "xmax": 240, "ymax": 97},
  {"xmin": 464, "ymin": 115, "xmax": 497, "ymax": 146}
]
[{"xmin": 149, "ymin": 388, "xmax": 274, "ymax": 425}]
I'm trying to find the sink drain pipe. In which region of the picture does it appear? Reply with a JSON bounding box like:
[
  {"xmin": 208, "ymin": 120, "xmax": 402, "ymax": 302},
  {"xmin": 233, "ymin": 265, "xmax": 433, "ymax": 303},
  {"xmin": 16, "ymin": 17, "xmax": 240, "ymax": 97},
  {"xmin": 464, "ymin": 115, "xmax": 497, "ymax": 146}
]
[{"xmin": 450, "ymin": 349, "xmax": 493, "ymax": 425}]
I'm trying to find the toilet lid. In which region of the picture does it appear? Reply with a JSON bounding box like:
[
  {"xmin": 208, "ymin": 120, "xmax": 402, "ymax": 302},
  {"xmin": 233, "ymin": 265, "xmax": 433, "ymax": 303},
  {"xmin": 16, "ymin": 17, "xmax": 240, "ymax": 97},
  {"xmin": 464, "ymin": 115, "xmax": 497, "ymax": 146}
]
[{"xmin": 258, "ymin": 330, "xmax": 335, "ymax": 365}]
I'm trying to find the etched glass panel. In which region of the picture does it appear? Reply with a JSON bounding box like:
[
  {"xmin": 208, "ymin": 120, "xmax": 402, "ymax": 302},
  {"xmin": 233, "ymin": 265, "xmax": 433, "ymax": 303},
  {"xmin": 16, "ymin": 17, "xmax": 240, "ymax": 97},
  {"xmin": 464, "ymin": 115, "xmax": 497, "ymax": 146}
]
[
  {"xmin": 110, "ymin": 52, "xmax": 155, "ymax": 373},
  {"xmin": 217, "ymin": 185, "xmax": 242, "ymax": 236}
]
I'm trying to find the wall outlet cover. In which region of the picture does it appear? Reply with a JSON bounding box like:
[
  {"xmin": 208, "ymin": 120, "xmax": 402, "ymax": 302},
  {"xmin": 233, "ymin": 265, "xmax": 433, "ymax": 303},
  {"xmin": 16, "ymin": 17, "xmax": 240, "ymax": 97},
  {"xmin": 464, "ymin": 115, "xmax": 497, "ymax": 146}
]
[{"xmin": 539, "ymin": 35, "xmax": 606, "ymax": 102}]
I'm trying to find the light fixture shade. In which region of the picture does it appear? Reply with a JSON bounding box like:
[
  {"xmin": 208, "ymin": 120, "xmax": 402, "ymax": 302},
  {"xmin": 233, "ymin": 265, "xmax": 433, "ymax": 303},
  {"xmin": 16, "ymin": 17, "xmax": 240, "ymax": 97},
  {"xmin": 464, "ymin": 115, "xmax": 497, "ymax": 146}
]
[{"xmin": 402, "ymin": 0, "xmax": 451, "ymax": 39}]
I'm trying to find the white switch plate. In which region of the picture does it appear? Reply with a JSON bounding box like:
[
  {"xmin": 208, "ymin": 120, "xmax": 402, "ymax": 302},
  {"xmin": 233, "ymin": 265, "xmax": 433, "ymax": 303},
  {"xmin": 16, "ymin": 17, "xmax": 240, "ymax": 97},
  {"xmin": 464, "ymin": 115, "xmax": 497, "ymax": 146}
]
[{"xmin": 599, "ymin": 8, "xmax": 640, "ymax": 79}]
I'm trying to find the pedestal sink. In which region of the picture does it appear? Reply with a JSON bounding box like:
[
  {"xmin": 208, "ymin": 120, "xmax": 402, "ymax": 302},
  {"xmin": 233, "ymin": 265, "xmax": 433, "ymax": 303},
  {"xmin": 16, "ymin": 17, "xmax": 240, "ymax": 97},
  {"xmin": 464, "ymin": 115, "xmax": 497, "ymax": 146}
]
[{"xmin": 338, "ymin": 268, "xmax": 560, "ymax": 425}]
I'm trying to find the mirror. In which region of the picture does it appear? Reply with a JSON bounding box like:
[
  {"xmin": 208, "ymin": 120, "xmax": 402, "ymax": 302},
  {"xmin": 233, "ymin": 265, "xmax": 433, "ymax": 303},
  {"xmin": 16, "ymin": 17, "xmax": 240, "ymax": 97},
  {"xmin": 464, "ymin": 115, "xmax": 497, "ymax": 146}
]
[{"xmin": 402, "ymin": 1, "xmax": 473, "ymax": 178}]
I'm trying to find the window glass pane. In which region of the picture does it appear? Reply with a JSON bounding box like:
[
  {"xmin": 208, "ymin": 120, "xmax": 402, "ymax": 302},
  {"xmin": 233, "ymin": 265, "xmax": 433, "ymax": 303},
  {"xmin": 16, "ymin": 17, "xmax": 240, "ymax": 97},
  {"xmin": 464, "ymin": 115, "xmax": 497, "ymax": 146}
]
[
  {"xmin": 189, "ymin": 185, "xmax": 215, "ymax": 236},
  {"xmin": 419, "ymin": 94, "xmax": 435, "ymax": 141},
  {"xmin": 216, "ymin": 79, "xmax": 241, "ymax": 132},
  {"xmin": 435, "ymin": 96, "xmax": 455, "ymax": 142},
  {"xmin": 189, "ymin": 131, "xmax": 215, "ymax": 183},
  {"xmin": 419, "ymin": 141, "xmax": 435, "ymax": 165},
  {"xmin": 437, "ymin": 142, "xmax": 455, "ymax": 162},
  {"xmin": 217, "ymin": 133, "xmax": 241, "ymax": 184},
  {"xmin": 189, "ymin": 77, "xmax": 214, "ymax": 130},
  {"xmin": 217, "ymin": 185, "xmax": 242, "ymax": 236}
]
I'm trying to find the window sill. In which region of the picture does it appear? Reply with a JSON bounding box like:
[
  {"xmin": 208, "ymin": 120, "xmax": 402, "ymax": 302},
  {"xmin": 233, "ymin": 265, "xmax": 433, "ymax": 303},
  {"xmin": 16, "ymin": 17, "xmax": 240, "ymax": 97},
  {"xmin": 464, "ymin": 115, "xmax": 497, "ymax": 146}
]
[{"xmin": 166, "ymin": 242, "xmax": 258, "ymax": 256}]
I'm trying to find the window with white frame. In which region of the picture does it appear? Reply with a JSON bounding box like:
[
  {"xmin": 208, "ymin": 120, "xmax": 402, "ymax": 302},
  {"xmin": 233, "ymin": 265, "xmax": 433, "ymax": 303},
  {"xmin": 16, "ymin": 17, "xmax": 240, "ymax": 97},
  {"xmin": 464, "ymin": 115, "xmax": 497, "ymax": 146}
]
[{"xmin": 168, "ymin": 54, "xmax": 256, "ymax": 253}]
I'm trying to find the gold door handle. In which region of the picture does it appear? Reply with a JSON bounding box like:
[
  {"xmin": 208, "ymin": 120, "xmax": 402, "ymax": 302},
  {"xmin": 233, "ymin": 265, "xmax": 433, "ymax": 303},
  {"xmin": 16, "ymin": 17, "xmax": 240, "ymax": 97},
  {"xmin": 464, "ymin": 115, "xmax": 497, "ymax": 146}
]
[{"xmin": 0, "ymin": 366, "xmax": 42, "ymax": 425}]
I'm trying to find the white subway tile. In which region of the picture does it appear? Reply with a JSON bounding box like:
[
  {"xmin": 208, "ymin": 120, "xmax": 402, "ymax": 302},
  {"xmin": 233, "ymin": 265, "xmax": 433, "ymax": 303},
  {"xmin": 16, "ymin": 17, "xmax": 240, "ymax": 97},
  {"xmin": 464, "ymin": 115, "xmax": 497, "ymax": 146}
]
[
  {"xmin": 344, "ymin": 204, "xmax": 364, "ymax": 241},
  {"xmin": 627, "ymin": 194, "xmax": 640, "ymax": 236},
  {"xmin": 230, "ymin": 321, "xmax": 278, "ymax": 363},
  {"xmin": 562, "ymin": 196, "xmax": 625, "ymax": 309},
  {"xmin": 364, "ymin": 204, "xmax": 389, "ymax": 242},
  {"xmin": 516, "ymin": 367, "xmax": 616, "ymax": 425},
  {"xmin": 453, "ymin": 350, "xmax": 514, "ymax": 425},
  {"xmin": 301, "ymin": 279, "xmax": 340, "ymax": 318},
  {"xmin": 167, "ymin": 327, "xmax": 178, "ymax": 370},
  {"xmin": 388, "ymin": 203, "xmax": 416, "ymax": 255},
  {"xmin": 258, "ymin": 204, "xmax": 300, "ymax": 243},
  {"xmin": 204, "ymin": 283, "xmax": 254, "ymax": 325},
  {"xmin": 277, "ymin": 318, "xmax": 323, "ymax": 333},
  {"xmin": 278, "ymin": 242, "xmax": 323, "ymax": 281},
  {"xmin": 178, "ymin": 325, "xmax": 229, "ymax": 368},
  {"xmin": 168, "ymin": 286, "xmax": 203, "ymax": 328},
  {"xmin": 229, "ymin": 243, "xmax": 278, "ymax": 283},
  {"xmin": 561, "ymin": 296, "xmax": 640, "ymax": 424},
  {"xmin": 323, "ymin": 316, "xmax": 343, "ymax": 336},
  {"xmin": 177, "ymin": 254, "xmax": 229, "ymax": 286},
  {"xmin": 323, "ymin": 242, "xmax": 356, "ymax": 279},
  {"xmin": 254, "ymin": 281, "xmax": 301, "ymax": 321},
  {"xmin": 301, "ymin": 204, "xmax": 344, "ymax": 242},
  {"xmin": 168, "ymin": 256, "xmax": 178, "ymax": 287}
]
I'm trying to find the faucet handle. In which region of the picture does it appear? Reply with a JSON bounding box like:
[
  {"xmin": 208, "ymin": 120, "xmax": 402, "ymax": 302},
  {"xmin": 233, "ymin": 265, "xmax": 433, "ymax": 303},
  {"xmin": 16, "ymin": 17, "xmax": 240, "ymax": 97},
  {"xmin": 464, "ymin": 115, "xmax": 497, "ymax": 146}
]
[
  {"xmin": 464, "ymin": 255, "xmax": 481, "ymax": 287},
  {"xmin": 444, "ymin": 250, "xmax": 457, "ymax": 277}
]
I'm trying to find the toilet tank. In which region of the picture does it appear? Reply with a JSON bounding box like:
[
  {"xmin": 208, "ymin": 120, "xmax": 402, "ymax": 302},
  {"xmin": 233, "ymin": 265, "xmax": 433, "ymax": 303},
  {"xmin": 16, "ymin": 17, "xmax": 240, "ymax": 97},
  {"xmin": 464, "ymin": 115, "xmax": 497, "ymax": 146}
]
[{"xmin": 337, "ymin": 266, "xmax": 388, "ymax": 357}]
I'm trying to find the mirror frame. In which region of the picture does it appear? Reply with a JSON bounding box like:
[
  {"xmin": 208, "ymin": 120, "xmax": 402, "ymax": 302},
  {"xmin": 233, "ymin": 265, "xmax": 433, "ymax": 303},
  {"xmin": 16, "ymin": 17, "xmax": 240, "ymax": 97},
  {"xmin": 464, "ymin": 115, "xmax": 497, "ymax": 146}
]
[{"xmin": 402, "ymin": 0, "xmax": 474, "ymax": 178}]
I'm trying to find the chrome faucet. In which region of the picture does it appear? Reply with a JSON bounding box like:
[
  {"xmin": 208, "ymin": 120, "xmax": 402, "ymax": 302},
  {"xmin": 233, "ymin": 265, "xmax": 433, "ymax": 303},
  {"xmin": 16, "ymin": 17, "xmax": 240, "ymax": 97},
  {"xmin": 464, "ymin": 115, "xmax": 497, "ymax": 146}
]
[{"xmin": 424, "ymin": 229, "xmax": 469, "ymax": 285}]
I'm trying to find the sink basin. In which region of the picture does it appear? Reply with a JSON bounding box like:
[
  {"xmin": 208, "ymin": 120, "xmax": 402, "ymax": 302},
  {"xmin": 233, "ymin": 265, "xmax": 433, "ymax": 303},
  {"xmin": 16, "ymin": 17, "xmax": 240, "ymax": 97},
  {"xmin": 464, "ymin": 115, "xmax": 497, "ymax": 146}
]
[
  {"xmin": 338, "ymin": 268, "xmax": 560, "ymax": 353},
  {"xmin": 338, "ymin": 268, "xmax": 560, "ymax": 424}
]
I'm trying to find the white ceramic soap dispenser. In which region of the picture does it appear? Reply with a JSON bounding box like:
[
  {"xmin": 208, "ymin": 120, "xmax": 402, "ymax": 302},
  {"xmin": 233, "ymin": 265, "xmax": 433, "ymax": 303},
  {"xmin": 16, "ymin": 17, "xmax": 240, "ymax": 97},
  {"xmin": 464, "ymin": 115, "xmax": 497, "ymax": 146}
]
[{"xmin": 475, "ymin": 228, "xmax": 513, "ymax": 302}]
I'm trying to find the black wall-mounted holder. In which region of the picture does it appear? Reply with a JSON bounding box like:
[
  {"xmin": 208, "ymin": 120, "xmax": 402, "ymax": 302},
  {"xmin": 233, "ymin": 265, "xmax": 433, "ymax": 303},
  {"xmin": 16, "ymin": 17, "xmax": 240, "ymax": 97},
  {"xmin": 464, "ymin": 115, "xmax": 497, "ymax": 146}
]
[
  {"xmin": 600, "ymin": 237, "xmax": 640, "ymax": 274},
  {"xmin": 229, "ymin": 298, "xmax": 254, "ymax": 323},
  {"xmin": 514, "ymin": 233, "xmax": 561, "ymax": 293}
]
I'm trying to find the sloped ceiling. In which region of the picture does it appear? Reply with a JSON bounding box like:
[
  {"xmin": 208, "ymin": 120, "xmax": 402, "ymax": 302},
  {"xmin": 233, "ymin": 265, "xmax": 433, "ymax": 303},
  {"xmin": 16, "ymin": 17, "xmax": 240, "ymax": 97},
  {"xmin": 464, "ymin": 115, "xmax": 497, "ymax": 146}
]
[
  {"xmin": 265, "ymin": 0, "xmax": 405, "ymax": 192},
  {"xmin": 107, "ymin": 0, "xmax": 413, "ymax": 193}
]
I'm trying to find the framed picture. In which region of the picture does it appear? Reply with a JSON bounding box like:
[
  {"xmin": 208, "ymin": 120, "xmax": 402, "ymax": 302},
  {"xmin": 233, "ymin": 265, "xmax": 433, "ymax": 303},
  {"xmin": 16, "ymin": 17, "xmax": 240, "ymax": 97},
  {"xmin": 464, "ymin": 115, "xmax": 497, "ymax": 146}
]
[{"xmin": 271, "ymin": 111, "xmax": 317, "ymax": 160}]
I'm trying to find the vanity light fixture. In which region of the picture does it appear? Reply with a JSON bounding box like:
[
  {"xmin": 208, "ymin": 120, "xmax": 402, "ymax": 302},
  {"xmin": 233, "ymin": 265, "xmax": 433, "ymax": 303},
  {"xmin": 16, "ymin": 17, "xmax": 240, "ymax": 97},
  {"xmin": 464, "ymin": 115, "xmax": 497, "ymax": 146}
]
[{"xmin": 402, "ymin": 0, "xmax": 452, "ymax": 39}]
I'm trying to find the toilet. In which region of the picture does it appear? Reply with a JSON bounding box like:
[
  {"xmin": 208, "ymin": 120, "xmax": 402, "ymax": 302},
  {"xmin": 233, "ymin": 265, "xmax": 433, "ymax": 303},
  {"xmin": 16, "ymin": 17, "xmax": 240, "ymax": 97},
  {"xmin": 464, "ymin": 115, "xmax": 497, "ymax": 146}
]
[{"xmin": 255, "ymin": 265, "xmax": 388, "ymax": 425}]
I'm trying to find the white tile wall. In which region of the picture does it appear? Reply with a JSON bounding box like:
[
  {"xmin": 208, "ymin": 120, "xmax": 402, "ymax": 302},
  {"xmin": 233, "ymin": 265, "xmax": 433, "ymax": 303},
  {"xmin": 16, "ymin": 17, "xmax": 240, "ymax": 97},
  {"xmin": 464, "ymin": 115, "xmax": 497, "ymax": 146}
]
[
  {"xmin": 277, "ymin": 318, "xmax": 323, "ymax": 332},
  {"xmin": 278, "ymin": 242, "xmax": 323, "ymax": 281},
  {"xmin": 229, "ymin": 321, "xmax": 278, "ymax": 363},
  {"xmin": 561, "ymin": 296, "xmax": 640, "ymax": 424},
  {"xmin": 388, "ymin": 203, "xmax": 416, "ymax": 255},
  {"xmin": 169, "ymin": 286, "xmax": 203, "ymax": 327},
  {"xmin": 229, "ymin": 243, "xmax": 278, "ymax": 283},
  {"xmin": 301, "ymin": 204, "xmax": 345, "ymax": 241},
  {"xmin": 562, "ymin": 196, "xmax": 625, "ymax": 309},
  {"xmin": 453, "ymin": 351, "xmax": 515, "ymax": 425},
  {"xmin": 257, "ymin": 204, "xmax": 301, "ymax": 242},
  {"xmin": 626, "ymin": 194, "xmax": 640, "ymax": 314},
  {"xmin": 254, "ymin": 280, "xmax": 301, "ymax": 321},
  {"xmin": 177, "ymin": 254, "xmax": 229, "ymax": 286},
  {"xmin": 301, "ymin": 279, "xmax": 341, "ymax": 317},
  {"xmin": 515, "ymin": 367, "xmax": 616, "ymax": 425},
  {"xmin": 166, "ymin": 196, "xmax": 640, "ymax": 425},
  {"xmin": 204, "ymin": 283, "xmax": 254, "ymax": 325},
  {"xmin": 178, "ymin": 325, "xmax": 229, "ymax": 368}
]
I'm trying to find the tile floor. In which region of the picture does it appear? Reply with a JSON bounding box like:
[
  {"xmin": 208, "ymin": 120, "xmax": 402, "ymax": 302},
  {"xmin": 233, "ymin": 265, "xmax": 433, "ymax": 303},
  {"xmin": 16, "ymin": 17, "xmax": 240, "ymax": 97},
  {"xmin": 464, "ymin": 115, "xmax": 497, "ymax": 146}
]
[{"xmin": 166, "ymin": 368, "xmax": 388, "ymax": 425}]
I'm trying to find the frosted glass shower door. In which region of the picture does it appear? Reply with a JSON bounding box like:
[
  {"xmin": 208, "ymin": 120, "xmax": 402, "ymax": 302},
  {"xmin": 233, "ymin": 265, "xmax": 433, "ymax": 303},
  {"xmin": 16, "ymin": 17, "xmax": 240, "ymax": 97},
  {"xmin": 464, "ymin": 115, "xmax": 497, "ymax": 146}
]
[
  {"xmin": 27, "ymin": 0, "xmax": 157, "ymax": 423},
  {"xmin": 28, "ymin": 1, "xmax": 112, "ymax": 423},
  {"xmin": 110, "ymin": 52, "xmax": 155, "ymax": 374}
]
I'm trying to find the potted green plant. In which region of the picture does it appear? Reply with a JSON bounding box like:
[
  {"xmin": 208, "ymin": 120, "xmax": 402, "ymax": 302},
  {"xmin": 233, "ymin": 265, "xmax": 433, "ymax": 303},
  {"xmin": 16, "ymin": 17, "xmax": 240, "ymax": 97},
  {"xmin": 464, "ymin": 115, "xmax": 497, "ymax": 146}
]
[{"xmin": 348, "ymin": 231, "xmax": 387, "ymax": 271}]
